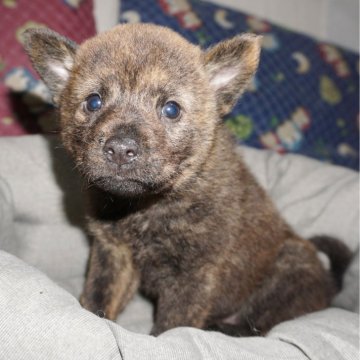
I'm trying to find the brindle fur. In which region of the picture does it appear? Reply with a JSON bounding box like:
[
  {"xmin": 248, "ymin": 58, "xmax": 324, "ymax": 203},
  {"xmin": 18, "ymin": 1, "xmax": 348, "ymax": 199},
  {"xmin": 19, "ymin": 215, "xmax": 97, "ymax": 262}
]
[{"xmin": 24, "ymin": 24, "xmax": 351, "ymax": 336}]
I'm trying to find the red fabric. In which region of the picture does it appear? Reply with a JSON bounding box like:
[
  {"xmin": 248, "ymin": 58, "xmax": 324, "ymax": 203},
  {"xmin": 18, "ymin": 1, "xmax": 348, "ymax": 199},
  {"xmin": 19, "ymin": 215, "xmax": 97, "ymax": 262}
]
[{"xmin": 0, "ymin": 0, "xmax": 96, "ymax": 135}]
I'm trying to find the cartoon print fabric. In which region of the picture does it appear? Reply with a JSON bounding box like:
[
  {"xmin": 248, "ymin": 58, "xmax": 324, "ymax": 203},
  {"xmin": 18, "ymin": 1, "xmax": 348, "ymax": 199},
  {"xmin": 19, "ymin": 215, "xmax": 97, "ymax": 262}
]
[
  {"xmin": 0, "ymin": 0, "xmax": 96, "ymax": 135},
  {"xmin": 120, "ymin": 0, "xmax": 359, "ymax": 170}
]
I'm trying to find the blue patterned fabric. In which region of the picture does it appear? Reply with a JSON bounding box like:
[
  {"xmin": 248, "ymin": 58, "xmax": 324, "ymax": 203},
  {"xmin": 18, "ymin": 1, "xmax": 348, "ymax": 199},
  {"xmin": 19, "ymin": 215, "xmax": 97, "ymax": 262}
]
[{"xmin": 120, "ymin": 0, "xmax": 359, "ymax": 170}]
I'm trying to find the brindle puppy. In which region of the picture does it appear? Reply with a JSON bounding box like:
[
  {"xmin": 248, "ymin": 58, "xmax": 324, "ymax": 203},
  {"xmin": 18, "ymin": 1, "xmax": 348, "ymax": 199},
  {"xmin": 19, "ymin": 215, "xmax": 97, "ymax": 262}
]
[{"xmin": 24, "ymin": 24, "xmax": 351, "ymax": 336}]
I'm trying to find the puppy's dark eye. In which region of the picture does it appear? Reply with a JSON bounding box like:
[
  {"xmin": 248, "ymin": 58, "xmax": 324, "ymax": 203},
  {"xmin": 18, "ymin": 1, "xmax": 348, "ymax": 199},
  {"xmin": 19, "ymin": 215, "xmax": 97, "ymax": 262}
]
[
  {"xmin": 85, "ymin": 94, "xmax": 102, "ymax": 112},
  {"xmin": 161, "ymin": 101, "xmax": 181, "ymax": 119}
]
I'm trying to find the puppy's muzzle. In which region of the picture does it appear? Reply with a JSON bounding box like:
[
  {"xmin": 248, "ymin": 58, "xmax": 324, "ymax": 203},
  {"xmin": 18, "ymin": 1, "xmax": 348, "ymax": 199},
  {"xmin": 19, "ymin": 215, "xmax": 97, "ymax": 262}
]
[{"xmin": 103, "ymin": 136, "xmax": 139, "ymax": 166}]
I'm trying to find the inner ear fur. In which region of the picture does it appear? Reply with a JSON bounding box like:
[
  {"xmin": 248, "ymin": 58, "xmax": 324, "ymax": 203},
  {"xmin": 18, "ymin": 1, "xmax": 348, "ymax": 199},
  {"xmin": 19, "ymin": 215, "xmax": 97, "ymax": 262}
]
[
  {"xmin": 203, "ymin": 33, "xmax": 262, "ymax": 117},
  {"xmin": 23, "ymin": 28, "xmax": 78, "ymax": 104}
]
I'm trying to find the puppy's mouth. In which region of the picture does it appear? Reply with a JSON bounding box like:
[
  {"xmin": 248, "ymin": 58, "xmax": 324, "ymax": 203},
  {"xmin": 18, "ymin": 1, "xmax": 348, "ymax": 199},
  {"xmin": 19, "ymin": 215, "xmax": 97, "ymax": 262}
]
[
  {"xmin": 93, "ymin": 175, "xmax": 161, "ymax": 195},
  {"xmin": 81, "ymin": 154, "xmax": 177, "ymax": 196}
]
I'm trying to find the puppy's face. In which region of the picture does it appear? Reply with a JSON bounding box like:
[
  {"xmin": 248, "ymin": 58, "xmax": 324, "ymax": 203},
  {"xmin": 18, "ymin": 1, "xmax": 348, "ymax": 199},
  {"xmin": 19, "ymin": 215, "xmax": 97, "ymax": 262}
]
[{"xmin": 25, "ymin": 24, "xmax": 260, "ymax": 196}]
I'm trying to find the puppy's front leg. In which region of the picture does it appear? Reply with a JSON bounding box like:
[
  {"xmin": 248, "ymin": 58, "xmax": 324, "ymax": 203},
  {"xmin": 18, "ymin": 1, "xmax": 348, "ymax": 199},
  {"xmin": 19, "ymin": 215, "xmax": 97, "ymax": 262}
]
[
  {"xmin": 151, "ymin": 285, "xmax": 211, "ymax": 336},
  {"xmin": 80, "ymin": 239, "xmax": 140, "ymax": 320}
]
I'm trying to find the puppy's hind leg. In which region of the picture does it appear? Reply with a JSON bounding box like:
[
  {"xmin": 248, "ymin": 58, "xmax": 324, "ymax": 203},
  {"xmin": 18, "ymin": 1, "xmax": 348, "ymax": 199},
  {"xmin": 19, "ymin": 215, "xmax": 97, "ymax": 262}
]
[{"xmin": 210, "ymin": 239, "xmax": 335, "ymax": 337}]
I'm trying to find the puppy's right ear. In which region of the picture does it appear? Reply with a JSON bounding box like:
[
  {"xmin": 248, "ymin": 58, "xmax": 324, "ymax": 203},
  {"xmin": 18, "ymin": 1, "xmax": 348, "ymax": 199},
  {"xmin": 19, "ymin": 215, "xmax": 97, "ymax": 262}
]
[{"xmin": 23, "ymin": 28, "xmax": 78, "ymax": 104}]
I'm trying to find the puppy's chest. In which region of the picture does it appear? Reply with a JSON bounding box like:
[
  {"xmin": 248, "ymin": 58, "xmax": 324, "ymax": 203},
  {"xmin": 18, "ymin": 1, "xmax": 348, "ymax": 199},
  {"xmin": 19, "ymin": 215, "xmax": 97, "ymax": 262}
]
[
  {"xmin": 131, "ymin": 206, "xmax": 208, "ymax": 252},
  {"xmin": 115, "ymin": 199, "xmax": 215, "ymax": 281}
]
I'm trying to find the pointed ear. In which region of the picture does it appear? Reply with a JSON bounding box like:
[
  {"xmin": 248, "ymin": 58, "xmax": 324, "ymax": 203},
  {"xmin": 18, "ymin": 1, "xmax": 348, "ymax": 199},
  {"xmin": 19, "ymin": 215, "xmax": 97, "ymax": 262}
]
[
  {"xmin": 203, "ymin": 33, "xmax": 262, "ymax": 116},
  {"xmin": 23, "ymin": 28, "xmax": 78, "ymax": 104}
]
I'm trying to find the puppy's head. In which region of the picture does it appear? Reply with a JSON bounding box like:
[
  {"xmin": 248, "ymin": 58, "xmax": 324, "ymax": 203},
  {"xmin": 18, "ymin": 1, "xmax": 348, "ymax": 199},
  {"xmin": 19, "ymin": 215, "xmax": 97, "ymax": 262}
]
[{"xmin": 24, "ymin": 24, "xmax": 261, "ymax": 196}]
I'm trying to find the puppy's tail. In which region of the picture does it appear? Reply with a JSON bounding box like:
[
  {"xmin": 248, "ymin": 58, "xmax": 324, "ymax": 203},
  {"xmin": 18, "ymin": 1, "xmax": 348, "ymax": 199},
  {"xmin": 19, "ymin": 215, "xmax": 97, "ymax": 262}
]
[{"xmin": 309, "ymin": 235, "xmax": 352, "ymax": 291}]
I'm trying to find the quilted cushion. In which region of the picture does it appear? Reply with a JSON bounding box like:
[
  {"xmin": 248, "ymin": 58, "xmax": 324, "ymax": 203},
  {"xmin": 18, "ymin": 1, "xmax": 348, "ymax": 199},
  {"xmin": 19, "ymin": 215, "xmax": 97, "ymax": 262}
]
[
  {"xmin": 120, "ymin": 0, "xmax": 359, "ymax": 170},
  {"xmin": 0, "ymin": 0, "xmax": 96, "ymax": 136}
]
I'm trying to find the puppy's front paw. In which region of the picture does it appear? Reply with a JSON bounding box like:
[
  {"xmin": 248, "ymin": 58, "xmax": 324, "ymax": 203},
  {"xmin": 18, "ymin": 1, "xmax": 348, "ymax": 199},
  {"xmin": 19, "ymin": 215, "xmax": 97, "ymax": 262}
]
[
  {"xmin": 150, "ymin": 324, "xmax": 168, "ymax": 337},
  {"xmin": 79, "ymin": 293, "xmax": 103, "ymax": 316},
  {"xmin": 79, "ymin": 293, "xmax": 89, "ymax": 308}
]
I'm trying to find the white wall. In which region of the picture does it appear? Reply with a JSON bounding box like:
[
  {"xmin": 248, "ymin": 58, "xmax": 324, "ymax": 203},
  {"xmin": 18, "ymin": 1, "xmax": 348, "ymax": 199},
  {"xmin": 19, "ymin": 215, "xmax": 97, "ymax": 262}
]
[
  {"xmin": 208, "ymin": 0, "xmax": 359, "ymax": 52},
  {"xmin": 94, "ymin": 0, "xmax": 120, "ymax": 33},
  {"xmin": 325, "ymin": 0, "xmax": 359, "ymax": 51}
]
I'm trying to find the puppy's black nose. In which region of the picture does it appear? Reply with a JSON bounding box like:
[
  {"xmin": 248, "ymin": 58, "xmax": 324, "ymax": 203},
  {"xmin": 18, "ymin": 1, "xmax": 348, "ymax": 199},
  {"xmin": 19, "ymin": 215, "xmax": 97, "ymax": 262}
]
[{"xmin": 103, "ymin": 137, "xmax": 139, "ymax": 165}]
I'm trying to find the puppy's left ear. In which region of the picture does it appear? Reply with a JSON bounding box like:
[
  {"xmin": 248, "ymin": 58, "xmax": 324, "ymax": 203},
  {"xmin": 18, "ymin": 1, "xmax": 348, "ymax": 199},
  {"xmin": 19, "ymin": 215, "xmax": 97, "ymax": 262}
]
[
  {"xmin": 23, "ymin": 28, "xmax": 78, "ymax": 105},
  {"xmin": 203, "ymin": 34, "xmax": 262, "ymax": 116}
]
